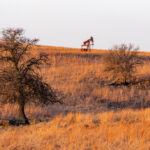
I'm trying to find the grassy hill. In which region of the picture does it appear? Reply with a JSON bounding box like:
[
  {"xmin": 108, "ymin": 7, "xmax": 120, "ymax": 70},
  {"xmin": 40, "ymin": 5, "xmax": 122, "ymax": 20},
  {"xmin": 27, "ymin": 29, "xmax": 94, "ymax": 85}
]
[{"xmin": 1, "ymin": 45, "xmax": 150, "ymax": 150}]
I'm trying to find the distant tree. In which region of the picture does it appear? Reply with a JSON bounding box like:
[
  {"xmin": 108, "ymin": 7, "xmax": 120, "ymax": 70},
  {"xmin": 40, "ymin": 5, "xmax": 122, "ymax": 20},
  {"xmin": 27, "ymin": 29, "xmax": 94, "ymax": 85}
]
[
  {"xmin": 0, "ymin": 28, "xmax": 62, "ymax": 124},
  {"xmin": 103, "ymin": 44, "xmax": 142, "ymax": 85}
]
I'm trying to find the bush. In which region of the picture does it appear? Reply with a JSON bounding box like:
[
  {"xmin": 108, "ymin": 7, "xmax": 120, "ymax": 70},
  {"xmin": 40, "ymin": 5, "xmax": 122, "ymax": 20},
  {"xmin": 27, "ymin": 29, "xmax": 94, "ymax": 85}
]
[{"xmin": 103, "ymin": 44, "xmax": 142, "ymax": 85}]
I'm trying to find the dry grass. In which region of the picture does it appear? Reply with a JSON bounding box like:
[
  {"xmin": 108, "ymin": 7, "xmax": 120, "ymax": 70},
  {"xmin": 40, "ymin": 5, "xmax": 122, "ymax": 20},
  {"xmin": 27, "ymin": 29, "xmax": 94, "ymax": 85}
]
[
  {"xmin": 1, "ymin": 46, "xmax": 150, "ymax": 149},
  {"xmin": 1, "ymin": 109, "xmax": 150, "ymax": 150}
]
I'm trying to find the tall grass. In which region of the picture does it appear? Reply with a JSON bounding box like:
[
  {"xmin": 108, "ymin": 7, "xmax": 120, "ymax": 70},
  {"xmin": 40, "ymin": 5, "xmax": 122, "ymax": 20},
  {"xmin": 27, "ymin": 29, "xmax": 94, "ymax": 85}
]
[
  {"xmin": 1, "ymin": 47, "xmax": 150, "ymax": 119},
  {"xmin": 1, "ymin": 46, "xmax": 150, "ymax": 150},
  {"xmin": 1, "ymin": 109, "xmax": 150, "ymax": 150}
]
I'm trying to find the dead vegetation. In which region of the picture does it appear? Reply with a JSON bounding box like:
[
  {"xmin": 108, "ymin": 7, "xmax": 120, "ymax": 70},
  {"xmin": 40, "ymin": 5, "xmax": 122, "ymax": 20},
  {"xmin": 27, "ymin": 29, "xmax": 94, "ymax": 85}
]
[
  {"xmin": 1, "ymin": 41, "xmax": 150, "ymax": 149},
  {"xmin": 1, "ymin": 109, "xmax": 150, "ymax": 150},
  {"xmin": 1, "ymin": 45, "xmax": 150, "ymax": 118}
]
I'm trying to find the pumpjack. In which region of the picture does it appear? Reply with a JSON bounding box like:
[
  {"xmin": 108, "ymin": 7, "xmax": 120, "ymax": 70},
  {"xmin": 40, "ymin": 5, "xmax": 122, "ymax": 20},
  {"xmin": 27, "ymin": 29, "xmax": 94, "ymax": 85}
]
[{"xmin": 81, "ymin": 36, "xmax": 94, "ymax": 52}]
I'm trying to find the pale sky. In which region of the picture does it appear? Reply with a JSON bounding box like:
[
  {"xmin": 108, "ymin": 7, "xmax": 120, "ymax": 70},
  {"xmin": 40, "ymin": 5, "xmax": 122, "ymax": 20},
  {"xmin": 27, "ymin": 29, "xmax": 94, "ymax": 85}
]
[{"xmin": 0, "ymin": 0, "xmax": 150, "ymax": 51}]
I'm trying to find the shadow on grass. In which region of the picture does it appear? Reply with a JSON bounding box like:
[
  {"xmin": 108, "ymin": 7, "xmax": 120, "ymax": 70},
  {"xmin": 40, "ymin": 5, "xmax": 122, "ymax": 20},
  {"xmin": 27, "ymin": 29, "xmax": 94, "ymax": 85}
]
[{"xmin": 0, "ymin": 99, "xmax": 150, "ymax": 127}]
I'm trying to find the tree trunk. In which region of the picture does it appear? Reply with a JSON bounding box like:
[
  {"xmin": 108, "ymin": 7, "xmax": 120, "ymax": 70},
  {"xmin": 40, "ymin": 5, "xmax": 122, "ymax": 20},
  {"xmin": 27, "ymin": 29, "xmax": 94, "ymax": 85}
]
[{"xmin": 18, "ymin": 101, "xmax": 29, "ymax": 125}]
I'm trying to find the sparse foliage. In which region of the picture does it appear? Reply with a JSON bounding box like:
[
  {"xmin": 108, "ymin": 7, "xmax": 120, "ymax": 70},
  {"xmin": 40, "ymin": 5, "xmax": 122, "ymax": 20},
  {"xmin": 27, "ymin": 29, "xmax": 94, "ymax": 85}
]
[
  {"xmin": 0, "ymin": 28, "xmax": 62, "ymax": 124},
  {"xmin": 103, "ymin": 44, "xmax": 142, "ymax": 85}
]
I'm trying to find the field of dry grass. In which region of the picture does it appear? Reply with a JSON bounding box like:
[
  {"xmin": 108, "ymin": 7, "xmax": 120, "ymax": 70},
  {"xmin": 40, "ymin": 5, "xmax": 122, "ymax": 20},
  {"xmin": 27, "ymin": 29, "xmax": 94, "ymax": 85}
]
[
  {"xmin": 1, "ymin": 46, "xmax": 150, "ymax": 149},
  {"xmin": 1, "ymin": 109, "xmax": 150, "ymax": 150}
]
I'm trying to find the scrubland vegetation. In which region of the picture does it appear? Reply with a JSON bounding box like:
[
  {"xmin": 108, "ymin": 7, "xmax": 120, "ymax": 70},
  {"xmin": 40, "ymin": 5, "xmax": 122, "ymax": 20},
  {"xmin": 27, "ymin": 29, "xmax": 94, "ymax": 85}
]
[
  {"xmin": 1, "ymin": 30, "xmax": 150, "ymax": 149},
  {"xmin": 0, "ymin": 46, "xmax": 150, "ymax": 149}
]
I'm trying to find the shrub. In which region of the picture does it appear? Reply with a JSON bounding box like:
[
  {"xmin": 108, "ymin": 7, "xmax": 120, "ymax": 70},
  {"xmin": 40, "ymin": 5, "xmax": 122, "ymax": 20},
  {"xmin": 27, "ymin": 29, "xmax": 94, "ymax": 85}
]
[{"xmin": 103, "ymin": 44, "xmax": 142, "ymax": 85}]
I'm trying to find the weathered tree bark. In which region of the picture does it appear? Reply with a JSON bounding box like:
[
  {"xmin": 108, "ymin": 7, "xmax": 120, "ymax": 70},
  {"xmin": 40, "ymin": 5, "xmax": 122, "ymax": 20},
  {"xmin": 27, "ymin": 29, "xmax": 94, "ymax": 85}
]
[{"xmin": 18, "ymin": 100, "xmax": 29, "ymax": 125}]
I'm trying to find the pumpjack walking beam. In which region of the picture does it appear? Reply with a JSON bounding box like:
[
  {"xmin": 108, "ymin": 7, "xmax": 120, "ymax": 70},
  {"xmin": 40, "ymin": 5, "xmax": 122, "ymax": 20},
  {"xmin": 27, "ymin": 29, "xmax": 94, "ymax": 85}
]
[{"xmin": 81, "ymin": 36, "xmax": 94, "ymax": 52}]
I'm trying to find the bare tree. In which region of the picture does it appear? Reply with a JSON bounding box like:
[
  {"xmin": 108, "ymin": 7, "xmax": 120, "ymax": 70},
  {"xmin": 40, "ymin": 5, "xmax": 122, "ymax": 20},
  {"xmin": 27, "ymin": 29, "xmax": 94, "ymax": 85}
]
[
  {"xmin": 103, "ymin": 44, "xmax": 142, "ymax": 85},
  {"xmin": 0, "ymin": 28, "xmax": 62, "ymax": 124}
]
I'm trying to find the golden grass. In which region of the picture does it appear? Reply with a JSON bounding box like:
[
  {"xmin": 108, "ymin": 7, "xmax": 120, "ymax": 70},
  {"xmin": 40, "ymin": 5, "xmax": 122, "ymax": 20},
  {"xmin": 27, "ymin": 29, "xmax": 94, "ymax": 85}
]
[
  {"xmin": 34, "ymin": 45, "xmax": 107, "ymax": 54},
  {"xmin": 33, "ymin": 45, "xmax": 150, "ymax": 56},
  {"xmin": 1, "ymin": 45, "xmax": 150, "ymax": 149},
  {"xmin": 1, "ymin": 109, "xmax": 150, "ymax": 150}
]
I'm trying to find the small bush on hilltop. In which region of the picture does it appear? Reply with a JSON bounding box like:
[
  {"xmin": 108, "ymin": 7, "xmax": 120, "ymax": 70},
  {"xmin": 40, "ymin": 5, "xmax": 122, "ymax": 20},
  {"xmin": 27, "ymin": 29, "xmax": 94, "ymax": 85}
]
[{"xmin": 103, "ymin": 44, "xmax": 142, "ymax": 85}]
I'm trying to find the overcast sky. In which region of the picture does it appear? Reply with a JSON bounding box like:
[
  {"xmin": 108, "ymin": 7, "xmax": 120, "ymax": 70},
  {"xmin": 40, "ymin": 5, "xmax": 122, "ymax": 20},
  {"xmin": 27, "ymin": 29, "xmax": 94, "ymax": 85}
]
[{"xmin": 0, "ymin": 0, "xmax": 150, "ymax": 51}]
